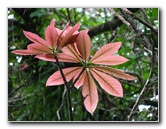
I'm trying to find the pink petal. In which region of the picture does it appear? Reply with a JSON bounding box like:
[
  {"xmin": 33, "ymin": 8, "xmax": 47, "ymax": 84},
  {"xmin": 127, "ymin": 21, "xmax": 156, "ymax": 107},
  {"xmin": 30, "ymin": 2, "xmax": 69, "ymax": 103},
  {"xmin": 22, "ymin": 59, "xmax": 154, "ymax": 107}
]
[
  {"xmin": 35, "ymin": 53, "xmax": 81, "ymax": 63},
  {"xmin": 82, "ymin": 70, "xmax": 98, "ymax": 115},
  {"xmin": 11, "ymin": 49, "xmax": 34, "ymax": 55},
  {"xmin": 23, "ymin": 31, "xmax": 48, "ymax": 46},
  {"xmin": 57, "ymin": 53, "xmax": 81, "ymax": 63},
  {"xmin": 61, "ymin": 44, "xmax": 82, "ymax": 62},
  {"xmin": 28, "ymin": 43, "xmax": 51, "ymax": 54},
  {"xmin": 70, "ymin": 43, "xmax": 82, "ymax": 57},
  {"xmin": 91, "ymin": 68, "xmax": 123, "ymax": 97},
  {"xmin": 64, "ymin": 22, "xmax": 70, "ymax": 30},
  {"xmin": 50, "ymin": 19, "xmax": 55, "ymax": 27},
  {"xmin": 58, "ymin": 22, "xmax": 80, "ymax": 49},
  {"xmin": 94, "ymin": 66, "xmax": 137, "ymax": 80},
  {"xmin": 92, "ymin": 55, "xmax": 128, "ymax": 65},
  {"xmin": 35, "ymin": 54, "xmax": 56, "ymax": 62},
  {"xmin": 12, "ymin": 43, "xmax": 51, "ymax": 56},
  {"xmin": 56, "ymin": 28, "xmax": 63, "ymax": 36},
  {"xmin": 56, "ymin": 22, "xmax": 70, "ymax": 47},
  {"xmin": 74, "ymin": 69, "xmax": 86, "ymax": 88},
  {"xmin": 45, "ymin": 25, "xmax": 58, "ymax": 48},
  {"xmin": 90, "ymin": 42, "xmax": 121, "ymax": 62},
  {"xmin": 46, "ymin": 67, "xmax": 81, "ymax": 86},
  {"xmin": 76, "ymin": 30, "xmax": 91, "ymax": 61}
]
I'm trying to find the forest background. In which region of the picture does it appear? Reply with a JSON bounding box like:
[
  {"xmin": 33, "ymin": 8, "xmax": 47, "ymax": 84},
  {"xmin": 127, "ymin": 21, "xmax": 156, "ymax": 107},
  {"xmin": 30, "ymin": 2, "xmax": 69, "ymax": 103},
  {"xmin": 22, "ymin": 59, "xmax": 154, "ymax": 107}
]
[{"xmin": 8, "ymin": 8, "xmax": 158, "ymax": 121}]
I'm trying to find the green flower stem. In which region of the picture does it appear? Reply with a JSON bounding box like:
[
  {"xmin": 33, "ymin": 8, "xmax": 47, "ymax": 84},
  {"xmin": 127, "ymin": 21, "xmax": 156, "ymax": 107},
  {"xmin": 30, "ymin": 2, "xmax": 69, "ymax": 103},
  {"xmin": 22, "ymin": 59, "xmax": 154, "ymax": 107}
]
[{"xmin": 82, "ymin": 61, "xmax": 95, "ymax": 69}]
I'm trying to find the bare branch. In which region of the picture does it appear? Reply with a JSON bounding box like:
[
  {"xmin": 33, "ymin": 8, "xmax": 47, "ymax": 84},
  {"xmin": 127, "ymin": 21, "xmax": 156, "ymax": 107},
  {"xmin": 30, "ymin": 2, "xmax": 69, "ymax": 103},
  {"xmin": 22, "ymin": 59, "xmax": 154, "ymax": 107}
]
[
  {"xmin": 119, "ymin": 8, "xmax": 152, "ymax": 50},
  {"xmin": 128, "ymin": 44, "xmax": 155, "ymax": 121},
  {"xmin": 121, "ymin": 8, "xmax": 158, "ymax": 35},
  {"xmin": 57, "ymin": 86, "xmax": 67, "ymax": 121},
  {"xmin": 88, "ymin": 8, "xmax": 139, "ymax": 38},
  {"xmin": 109, "ymin": 8, "xmax": 134, "ymax": 32}
]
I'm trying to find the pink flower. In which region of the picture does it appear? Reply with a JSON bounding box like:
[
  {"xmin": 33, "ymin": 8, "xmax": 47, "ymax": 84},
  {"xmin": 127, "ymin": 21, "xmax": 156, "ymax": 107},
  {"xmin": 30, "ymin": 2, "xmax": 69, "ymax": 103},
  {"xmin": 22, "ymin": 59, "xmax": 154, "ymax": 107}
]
[
  {"xmin": 46, "ymin": 30, "xmax": 136, "ymax": 114},
  {"xmin": 12, "ymin": 19, "xmax": 80, "ymax": 62}
]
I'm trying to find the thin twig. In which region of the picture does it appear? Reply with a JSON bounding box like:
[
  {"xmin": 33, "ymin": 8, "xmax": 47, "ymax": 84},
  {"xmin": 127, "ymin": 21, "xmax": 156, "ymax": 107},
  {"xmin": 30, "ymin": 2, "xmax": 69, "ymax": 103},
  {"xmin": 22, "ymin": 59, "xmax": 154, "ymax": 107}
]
[
  {"xmin": 140, "ymin": 8, "xmax": 151, "ymax": 24},
  {"xmin": 109, "ymin": 8, "xmax": 134, "ymax": 32},
  {"xmin": 56, "ymin": 86, "xmax": 67, "ymax": 121},
  {"xmin": 128, "ymin": 44, "xmax": 154, "ymax": 121},
  {"xmin": 54, "ymin": 56, "xmax": 68, "ymax": 85},
  {"xmin": 54, "ymin": 55, "xmax": 73, "ymax": 121},
  {"xmin": 56, "ymin": 67, "xmax": 85, "ymax": 120},
  {"xmin": 121, "ymin": 8, "xmax": 158, "ymax": 35},
  {"xmin": 119, "ymin": 8, "xmax": 152, "ymax": 50},
  {"xmin": 54, "ymin": 54, "xmax": 85, "ymax": 121}
]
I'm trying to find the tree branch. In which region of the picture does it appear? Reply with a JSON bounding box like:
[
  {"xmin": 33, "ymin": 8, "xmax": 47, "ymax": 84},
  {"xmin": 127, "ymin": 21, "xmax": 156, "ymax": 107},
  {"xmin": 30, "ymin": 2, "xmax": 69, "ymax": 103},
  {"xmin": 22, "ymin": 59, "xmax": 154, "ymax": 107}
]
[
  {"xmin": 88, "ymin": 8, "xmax": 139, "ymax": 38},
  {"xmin": 88, "ymin": 16, "xmax": 122, "ymax": 38},
  {"xmin": 119, "ymin": 8, "xmax": 152, "ymax": 50},
  {"xmin": 121, "ymin": 8, "xmax": 158, "ymax": 35},
  {"xmin": 109, "ymin": 8, "xmax": 134, "ymax": 32}
]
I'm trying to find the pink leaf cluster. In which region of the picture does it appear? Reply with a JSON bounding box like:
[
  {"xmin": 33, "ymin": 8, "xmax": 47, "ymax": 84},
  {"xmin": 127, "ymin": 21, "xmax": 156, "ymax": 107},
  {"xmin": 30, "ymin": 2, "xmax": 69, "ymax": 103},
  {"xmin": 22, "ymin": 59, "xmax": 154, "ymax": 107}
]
[
  {"xmin": 12, "ymin": 19, "xmax": 80, "ymax": 63},
  {"xmin": 46, "ymin": 30, "xmax": 136, "ymax": 114},
  {"xmin": 12, "ymin": 19, "xmax": 136, "ymax": 115}
]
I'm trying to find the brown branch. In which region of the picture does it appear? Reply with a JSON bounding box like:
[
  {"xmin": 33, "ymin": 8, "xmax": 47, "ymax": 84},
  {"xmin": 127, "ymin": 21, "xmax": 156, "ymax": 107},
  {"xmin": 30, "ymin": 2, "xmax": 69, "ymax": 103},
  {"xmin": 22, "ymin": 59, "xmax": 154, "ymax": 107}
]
[
  {"xmin": 88, "ymin": 16, "xmax": 122, "ymax": 38},
  {"xmin": 88, "ymin": 8, "xmax": 139, "ymax": 38},
  {"xmin": 120, "ymin": 8, "xmax": 158, "ymax": 35},
  {"xmin": 54, "ymin": 55, "xmax": 73, "ymax": 121},
  {"xmin": 54, "ymin": 56, "xmax": 68, "ymax": 85},
  {"xmin": 109, "ymin": 8, "xmax": 134, "ymax": 32},
  {"xmin": 119, "ymin": 8, "xmax": 152, "ymax": 50}
]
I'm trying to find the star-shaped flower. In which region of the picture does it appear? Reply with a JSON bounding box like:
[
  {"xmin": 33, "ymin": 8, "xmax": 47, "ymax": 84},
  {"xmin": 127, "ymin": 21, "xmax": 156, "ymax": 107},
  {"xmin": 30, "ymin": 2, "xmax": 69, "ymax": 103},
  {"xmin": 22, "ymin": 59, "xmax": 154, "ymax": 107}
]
[{"xmin": 46, "ymin": 30, "xmax": 136, "ymax": 114}]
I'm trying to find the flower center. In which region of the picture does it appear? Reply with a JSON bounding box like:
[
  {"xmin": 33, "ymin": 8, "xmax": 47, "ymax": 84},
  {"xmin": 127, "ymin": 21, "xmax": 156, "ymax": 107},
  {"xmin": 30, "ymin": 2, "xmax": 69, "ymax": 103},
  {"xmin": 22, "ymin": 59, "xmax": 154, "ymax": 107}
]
[{"xmin": 82, "ymin": 60, "xmax": 94, "ymax": 68}]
